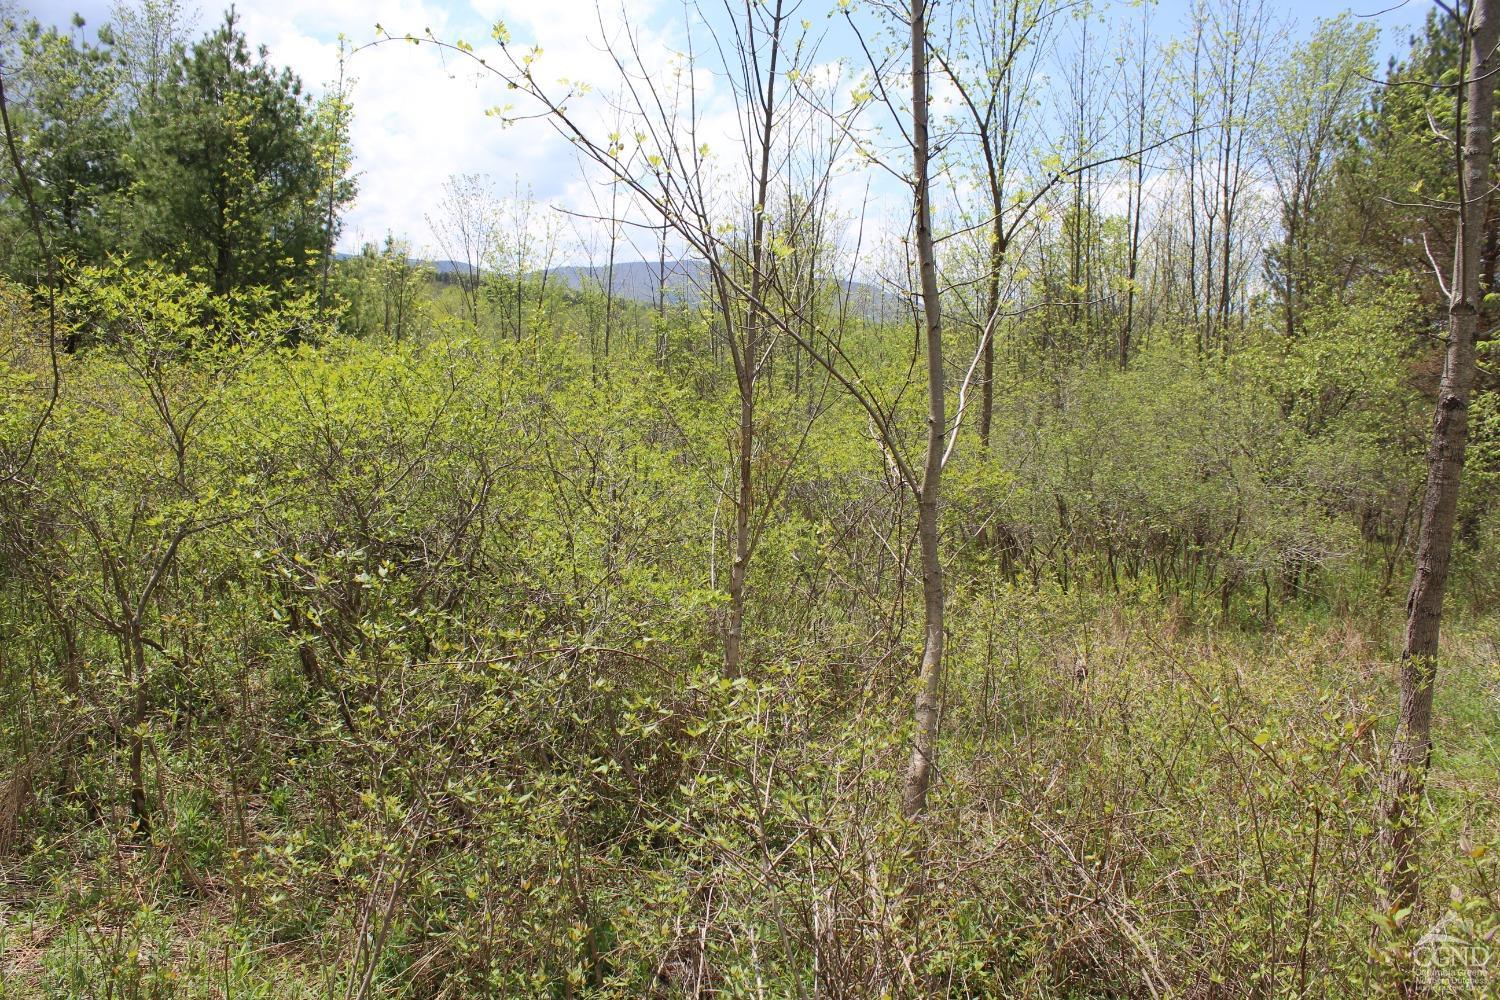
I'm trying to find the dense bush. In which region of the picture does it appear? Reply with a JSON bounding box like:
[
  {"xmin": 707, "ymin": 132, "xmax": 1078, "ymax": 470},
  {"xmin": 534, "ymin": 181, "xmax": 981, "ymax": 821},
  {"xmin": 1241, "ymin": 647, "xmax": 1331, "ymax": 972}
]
[{"xmin": 0, "ymin": 257, "xmax": 1495, "ymax": 998}]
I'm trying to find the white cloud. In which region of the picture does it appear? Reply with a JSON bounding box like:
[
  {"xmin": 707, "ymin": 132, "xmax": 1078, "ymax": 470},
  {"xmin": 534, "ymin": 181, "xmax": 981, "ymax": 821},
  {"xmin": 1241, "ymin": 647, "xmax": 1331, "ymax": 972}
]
[
  {"xmin": 226, "ymin": 0, "xmax": 681, "ymax": 257},
  {"xmin": 33, "ymin": 0, "xmax": 905, "ymax": 267}
]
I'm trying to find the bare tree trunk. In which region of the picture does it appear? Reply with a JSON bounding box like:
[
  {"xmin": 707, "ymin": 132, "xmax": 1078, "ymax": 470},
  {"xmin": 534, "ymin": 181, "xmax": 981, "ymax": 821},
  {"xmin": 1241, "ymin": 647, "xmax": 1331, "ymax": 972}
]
[
  {"xmin": 1122, "ymin": 9, "xmax": 1149, "ymax": 369},
  {"xmin": 128, "ymin": 628, "xmax": 150, "ymax": 831},
  {"xmin": 318, "ymin": 58, "xmax": 349, "ymax": 315},
  {"xmin": 723, "ymin": 0, "xmax": 787, "ymax": 679},
  {"xmin": 657, "ymin": 194, "xmax": 669, "ymax": 363},
  {"xmin": 1383, "ymin": 0, "xmax": 1497, "ymax": 929},
  {"xmin": 604, "ymin": 175, "xmax": 619, "ymax": 362},
  {"xmin": 1283, "ymin": 206, "xmax": 1299, "ymax": 339},
  {"xmin": 902, "ymin": 0, "xmax": 947, "ymax": 820},
  {"xmin": 1187, "ymin": 20, "xmax": 1203, "ymax": 351},
  {"xmin": 979, "ymin": 226, "xmax": 1000, "ymax": 449}
]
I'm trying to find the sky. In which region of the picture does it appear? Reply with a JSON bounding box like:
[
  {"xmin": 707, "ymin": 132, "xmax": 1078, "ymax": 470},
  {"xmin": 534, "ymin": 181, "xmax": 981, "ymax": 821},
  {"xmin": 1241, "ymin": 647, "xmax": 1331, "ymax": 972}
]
[{"xmin": 21, "ymin": 0, "xmax": 1437, "ymax": 263}]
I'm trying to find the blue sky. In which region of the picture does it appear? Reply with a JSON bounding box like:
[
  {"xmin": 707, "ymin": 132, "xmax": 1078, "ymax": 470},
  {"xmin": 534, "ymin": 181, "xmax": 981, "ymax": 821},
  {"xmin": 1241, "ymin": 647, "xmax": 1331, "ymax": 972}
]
[{"xmin": 18, "ymin": 0, "xmax": 1438, "ymax": 260}]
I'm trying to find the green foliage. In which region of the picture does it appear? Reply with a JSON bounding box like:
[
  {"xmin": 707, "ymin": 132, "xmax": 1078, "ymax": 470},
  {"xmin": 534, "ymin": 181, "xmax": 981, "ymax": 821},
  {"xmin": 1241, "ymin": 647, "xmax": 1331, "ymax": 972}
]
[
  {"xmin": 332, "ymin": 237, "xmax": 433, "ymax": 341},
  {"xmin": 944, "ymin": 308, "xmax": 1428, "ymax": 620},
  {"xmin": 1, "ymin": 284, "xmax": 1494, "ymax": 995},
  {"xmin": 0, "ymin": 3, "xmax": 1497, "ymax": 997},
  {"xmin": 126, "ymin": 10, "xmax": 346, "ymax": 298},
  {"xmin": 0, "ymin": 17, "xmax": 126, "ymax": 274},
  {"xmin": 0, "ymin": 4, "xmax": 352, "ymax": 316}
]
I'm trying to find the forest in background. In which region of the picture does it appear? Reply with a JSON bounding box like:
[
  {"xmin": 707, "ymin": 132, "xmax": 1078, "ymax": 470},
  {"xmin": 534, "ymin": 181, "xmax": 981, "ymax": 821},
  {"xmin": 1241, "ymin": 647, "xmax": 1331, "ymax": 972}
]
[{"xmin": 0, "ymin": 0, "xmax": 1497, "ymax": 995}]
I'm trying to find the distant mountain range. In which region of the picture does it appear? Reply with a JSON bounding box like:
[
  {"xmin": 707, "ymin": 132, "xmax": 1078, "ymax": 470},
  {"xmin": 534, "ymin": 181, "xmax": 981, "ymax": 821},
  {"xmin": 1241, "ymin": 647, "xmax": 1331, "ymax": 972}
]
[
  {"xmin": 343, "ymin": 254, "xmax": 908, "ymax": 322},
  {"xmin": 546, "ymin": 260, "xmax": 708, "ymax": 305},
  {"xmin": 544, "ymin": 259, "xmax": 907, "ymax": 322}
]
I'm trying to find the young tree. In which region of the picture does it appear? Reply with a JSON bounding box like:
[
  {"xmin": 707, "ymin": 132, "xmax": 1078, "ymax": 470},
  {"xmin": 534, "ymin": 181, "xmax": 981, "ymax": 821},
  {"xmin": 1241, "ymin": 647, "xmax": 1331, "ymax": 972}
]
[
  {"xmin": 105, "ymin": 0, "xmax": 196, "ymax": 111},
  {"xmin": 1383, "ymin": 0, "xmax": 1499, "ymax": 935},
  {"xmin": 315, "ymin": 52, "xmax": 357, "ymax": 314},
  {"xmin": 1117, "ymin": 3, "xmax": 1165, "ymax": 367},
  {"xmin": 128, "ymin": 10, "xmax": 343, "ymax": 302},
  {"xmin": 0, "ymin": 17, "xmax": 126, "ymax": 277},
  {"xmin": 1261, "ymin": 14, "xmax": 1375, "ymax": 340},
  {"xmin": 1170, "ymin": 0, "xmax": 1276, "ymax": 352},
  {"xmin": 104, "ymin": 0, "xmax": 195, "ymax": 112},
  {"xmin": 933, "ymin": 0, "xmax": 1061, "ymax": 442},
  {"xmin": 336, "ymin": 235, "xmax": 429, "ymax": 340},
  {"xmin": 382, "ymin": 0, "xmax": 849, "ymax": 679},
  {"xmin": 901, "ymin": 0, "xmax": 946, "ymax": 820},
  {"xmin": 491, "ymin": 181, "xmax": 561, "ymax": 342},
  {"xmin": 428, "ymin": 173, "xmax": 498, "ymax": 331},
  {"xmin": 58, "ymin": 264, "xmax": 274, "ymax": 828}
]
